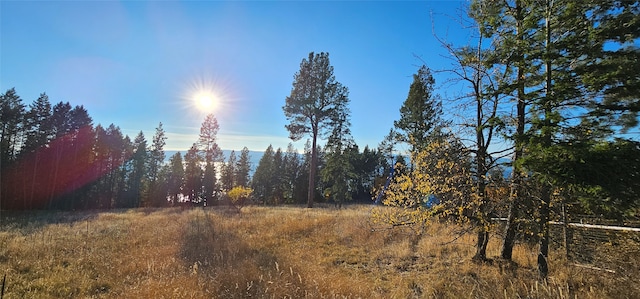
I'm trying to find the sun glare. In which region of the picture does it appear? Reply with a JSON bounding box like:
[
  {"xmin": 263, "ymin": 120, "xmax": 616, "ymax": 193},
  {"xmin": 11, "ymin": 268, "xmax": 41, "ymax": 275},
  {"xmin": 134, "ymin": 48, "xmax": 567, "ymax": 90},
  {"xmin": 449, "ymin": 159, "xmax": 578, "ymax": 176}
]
[
  {"xmin": 194, "ymin": 91, "xmax": 217, "ymax": 112},
  {"xmin": 182, "ymin": 73, "xmax": 234, "ymax": 117}
]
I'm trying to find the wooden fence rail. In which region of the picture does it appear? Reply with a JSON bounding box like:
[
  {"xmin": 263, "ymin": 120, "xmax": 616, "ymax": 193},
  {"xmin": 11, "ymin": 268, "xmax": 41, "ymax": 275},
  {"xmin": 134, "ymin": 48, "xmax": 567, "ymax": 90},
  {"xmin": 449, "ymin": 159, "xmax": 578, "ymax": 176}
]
[{"xmin": 492, "ymin": 217, "xmax": 640, "ymax": 275}]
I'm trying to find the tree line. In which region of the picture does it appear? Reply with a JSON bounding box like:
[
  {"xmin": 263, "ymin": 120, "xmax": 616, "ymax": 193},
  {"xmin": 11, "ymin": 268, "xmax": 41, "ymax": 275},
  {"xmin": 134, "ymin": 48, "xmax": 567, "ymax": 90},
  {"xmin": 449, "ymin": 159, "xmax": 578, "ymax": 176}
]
[
  {"xmin": 0, "ymin": 89, "xmax": 257, "ymax": 210},
  {"xmin": 0, "ymin": 85, "xmax": 392, "ymax": 210},
  {"xmin": 250, "ymin": 142, "xmax": 390, "ymax": 207}
]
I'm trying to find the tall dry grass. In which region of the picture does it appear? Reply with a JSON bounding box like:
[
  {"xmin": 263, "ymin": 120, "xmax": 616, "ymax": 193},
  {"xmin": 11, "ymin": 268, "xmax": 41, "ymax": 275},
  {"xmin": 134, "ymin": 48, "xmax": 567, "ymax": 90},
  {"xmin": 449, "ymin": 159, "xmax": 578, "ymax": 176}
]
[{"xmin": 0, "ymin": 205, "xmax": 637, "ymax": 298}]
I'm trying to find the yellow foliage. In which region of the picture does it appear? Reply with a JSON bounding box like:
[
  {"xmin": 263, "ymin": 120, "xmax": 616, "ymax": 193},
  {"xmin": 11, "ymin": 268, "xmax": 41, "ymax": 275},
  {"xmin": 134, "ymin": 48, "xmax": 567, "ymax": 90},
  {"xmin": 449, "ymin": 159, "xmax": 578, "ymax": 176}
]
[
  {"xmin": 379, "ymin": 139, "xmax": 480, "ymax": 227},
  {"xmin": 228, "ymin": 186, "xmax": 253, "ymax": 205}
]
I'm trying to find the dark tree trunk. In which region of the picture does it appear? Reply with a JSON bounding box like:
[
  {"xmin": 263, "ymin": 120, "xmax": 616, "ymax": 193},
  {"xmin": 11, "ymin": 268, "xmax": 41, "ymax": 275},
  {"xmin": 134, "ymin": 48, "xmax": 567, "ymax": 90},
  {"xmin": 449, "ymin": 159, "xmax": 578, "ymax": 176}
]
[
  {"xmin": 474, "ymin": 97, "xmax": 489, "ymax": 261},
  {"xmin": 501, "ymin": 0, "xmax": 526, "ymax": 261},
  {"xmin": 501, "ymin": 195, "xmax": 518, "ymax": 259},
  {"xmin": 538, "ymin": 2, "xmax": 553, "ymax": 278},
  {"xmin": 473, "ymin": 230, "xmax": 489, "ymax": 261},
  {"xmin": 538, "ymin": 184, "xmax": 551, "ymax": 278},
  {"xmin": 307, "ymin": 128, "xmax": 317, "ymax": 208}
]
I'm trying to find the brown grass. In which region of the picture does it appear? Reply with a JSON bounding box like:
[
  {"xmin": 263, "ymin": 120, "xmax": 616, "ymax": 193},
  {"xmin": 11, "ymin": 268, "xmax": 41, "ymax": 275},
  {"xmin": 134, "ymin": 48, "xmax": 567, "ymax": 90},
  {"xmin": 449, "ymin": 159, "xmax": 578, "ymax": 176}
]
[{"xmin": 0, "ymin": 205, "xmax": 637, "ymax": 298}]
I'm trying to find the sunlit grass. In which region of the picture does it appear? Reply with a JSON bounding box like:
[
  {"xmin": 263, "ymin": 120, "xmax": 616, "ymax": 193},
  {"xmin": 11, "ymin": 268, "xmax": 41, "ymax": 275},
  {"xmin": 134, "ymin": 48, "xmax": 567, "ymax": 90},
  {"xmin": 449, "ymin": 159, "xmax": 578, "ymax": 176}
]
[{"xmin": 0, "ymin": 205, "xmax": 637, "ymax": 298}]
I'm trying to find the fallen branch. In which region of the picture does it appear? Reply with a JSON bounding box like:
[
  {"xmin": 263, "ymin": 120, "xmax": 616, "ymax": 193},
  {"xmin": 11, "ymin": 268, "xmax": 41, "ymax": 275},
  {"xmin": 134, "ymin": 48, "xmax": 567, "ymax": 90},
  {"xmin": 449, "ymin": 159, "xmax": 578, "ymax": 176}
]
[{"xmin": 572, "ymin": 263, "xmax": 616, "ymax": 274}]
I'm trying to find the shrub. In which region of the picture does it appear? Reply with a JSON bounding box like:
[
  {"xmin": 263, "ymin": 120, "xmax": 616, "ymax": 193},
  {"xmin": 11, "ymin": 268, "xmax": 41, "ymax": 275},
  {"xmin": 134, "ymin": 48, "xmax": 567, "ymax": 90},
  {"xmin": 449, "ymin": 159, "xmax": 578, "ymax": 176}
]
[{"xmin": 228, "ymin": 186, "xmax": 253, "ymax": 211}]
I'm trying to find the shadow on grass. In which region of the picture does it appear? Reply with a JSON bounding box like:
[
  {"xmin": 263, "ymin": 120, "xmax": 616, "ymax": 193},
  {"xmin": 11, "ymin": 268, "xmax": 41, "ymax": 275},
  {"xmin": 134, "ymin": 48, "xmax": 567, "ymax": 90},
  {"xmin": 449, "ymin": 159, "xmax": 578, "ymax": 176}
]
[
  {"xmin": 179, "ymin": 210, "xmax": 309, "ymax": 297},
  {"xmin": 0, "ymin": 210, "xmax": 99, "ymax": 234}
]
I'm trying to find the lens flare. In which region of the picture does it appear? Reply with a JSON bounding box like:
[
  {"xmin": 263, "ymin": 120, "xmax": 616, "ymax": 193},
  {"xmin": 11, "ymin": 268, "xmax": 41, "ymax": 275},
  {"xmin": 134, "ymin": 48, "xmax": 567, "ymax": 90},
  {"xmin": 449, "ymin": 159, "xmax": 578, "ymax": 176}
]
[
  {"xmin": 194, "ymin": 91, "xmax": 217, "ymax": 112},
  {"xmin": 181, "ymin": 72, "xmax": 233, "ymax": 117}
]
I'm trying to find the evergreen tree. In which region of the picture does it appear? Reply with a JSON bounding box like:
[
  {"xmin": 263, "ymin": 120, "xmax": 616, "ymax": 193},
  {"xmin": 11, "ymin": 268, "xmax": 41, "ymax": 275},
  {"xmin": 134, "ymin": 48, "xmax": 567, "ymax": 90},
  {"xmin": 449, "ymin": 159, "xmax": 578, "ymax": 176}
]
[
  {"xmin": 69, "ymin": 105, "xmax": 92, "ymax": 134},
  {"xmin": 351, "ymin": 145, "xmax": 384, "ymax": 200},
  {"xmin": 128, "ymin": 131, "xmax": 147, "ymax": 208},
  {"xmin": 469, "ymin": 0, "xmax": 640, "ymax": 276},
  {"xmin": 581, "ymin": 0, "xmax": 640, "ymax": 128},
  {"xmin": 202, "ymin": 163, "xmax": 216, "ymax": 206},
  {"xmin": 283, "ymin": 52, "xmax": 350, "ymax": 208},
  {"xmin": 167, "ymin": 152, "xmax": 184, "ymax": 205},
  {"xmin": 183, "ymin": 143, "xmax": 202, "ymax": 204},
  {"xmin": 91, "ymin": 125, "xmax": 109, "ymax": 208},
  {"xmin": 0, "ymin": 89, "xmax": 26, "ymax": 180},
  {"xmin": 105, "ymin": 124, "xmax": 125, "ymax": 208},
  {"xmin": 66, "ymin": 105, "xmax": 93, "ymax": 208},
  {"xmin": 21, "ymin": 93, "xmax": 53, "ymax": 155},
  {"xmin": 377, "ymin": 128, "xmax": 398, "ymax": 165},
  {"xmin": 198, "ymin": 114, "xmax": 223, "ymax": 205},
  {"xmin": 468, "ymin": 0, "xmax": 543, "ymax": 262},
  {"xmin": 524, "ymin": 0, "xmax": 639, "ymax": 276},
  {"xmin": 155, "ymin": 163, "xmax": 171, "ymax": 207},
  {"xmin": 70, "ymin": 125, "xmax": 97, "ymax": 210},
  {"xmin": 148, "ymin": 122, "xmax": 167, "ymax": 206},
  {"xmin": 47, "ymin": 102, "xmax": 93, "ymax": 208},
  {"xmin": 115, "ymin": 134, "xmax": 133, "ymax": 208},
  {"xmin": 394, "ymin": 65, "xmax": 444, "ymax": 153},
  {"xmin": 220, "ymin": 150, "xmax": 236, "ymax": 191},
  {"xmin": 272, "ymin": 147, "xmax": 286, "ymax": 205},
  {"xmin": 50, "ymin": 102, "xmax": 72, "ymax": 139},
  {"xmin": 235, "ymin": 147, "xmax": 251, "ymax": 188},
  {"xmin": 294, "ymin": 140, "xmax": 313, "ymax": 204},
  {"xmin": 282, "ymin": 143, "xmax": 301, "ymax": 203},
  {"xmin": 88, "ymin": 123, "xmax": 123, "ymax": 208},
  {"xmin": 198, "ymin": 114, "xmax": 223, "ymax": 163},
  {"xmin": 19, "ymin": 93, "xmax": 53, "ymax": 208},
  {"xmin": 252, "ymin": 145, "xmax": 275, "ymax": 204},
  {"xmin": 321, "ymin": 100, "xmax": 355, "ymax": 208},
  {"xmin": 0, "ymin": 89, "xmax": 25, "ymax": 210}
]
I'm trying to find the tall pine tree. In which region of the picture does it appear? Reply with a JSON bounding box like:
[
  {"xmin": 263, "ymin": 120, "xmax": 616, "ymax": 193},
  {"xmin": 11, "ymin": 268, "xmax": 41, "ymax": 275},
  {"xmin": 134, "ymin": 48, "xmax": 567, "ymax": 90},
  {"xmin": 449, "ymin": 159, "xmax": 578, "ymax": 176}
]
[
  {"xmin": 283, "ymin": 52, "xmax": 350, "ymax": 208},
  {"xmin": 148, "ymin": 122, "xmax": 167, "ymax": 206}
]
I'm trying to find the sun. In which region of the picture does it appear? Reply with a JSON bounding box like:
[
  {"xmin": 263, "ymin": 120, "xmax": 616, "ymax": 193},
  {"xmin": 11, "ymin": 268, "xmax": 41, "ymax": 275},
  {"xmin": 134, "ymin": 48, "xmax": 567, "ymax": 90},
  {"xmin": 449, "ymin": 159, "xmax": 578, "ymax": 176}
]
[
  {"xmin": 182, "ymin": 72, "xmax": 233, "ymax": 116},
  {"xmin": 194, "ymin": 90, "xmax": 217, "ymax": 112}
]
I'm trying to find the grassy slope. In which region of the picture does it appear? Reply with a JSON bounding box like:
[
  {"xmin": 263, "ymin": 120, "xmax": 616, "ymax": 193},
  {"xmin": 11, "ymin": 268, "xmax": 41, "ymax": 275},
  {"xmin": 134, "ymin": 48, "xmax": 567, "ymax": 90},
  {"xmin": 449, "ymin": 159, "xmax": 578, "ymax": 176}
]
[{"xmin": 0, "ymin": 205, "xmax": 637, "ymax": 298}]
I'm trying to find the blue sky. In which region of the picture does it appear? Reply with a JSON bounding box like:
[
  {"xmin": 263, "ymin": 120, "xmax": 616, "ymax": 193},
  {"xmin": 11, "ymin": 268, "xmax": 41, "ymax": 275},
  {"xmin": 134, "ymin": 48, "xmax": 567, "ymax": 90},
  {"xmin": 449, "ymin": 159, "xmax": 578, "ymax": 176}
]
[{"xmin": 1, "ymin": 0, "xmax": 471, "ymax": 152}]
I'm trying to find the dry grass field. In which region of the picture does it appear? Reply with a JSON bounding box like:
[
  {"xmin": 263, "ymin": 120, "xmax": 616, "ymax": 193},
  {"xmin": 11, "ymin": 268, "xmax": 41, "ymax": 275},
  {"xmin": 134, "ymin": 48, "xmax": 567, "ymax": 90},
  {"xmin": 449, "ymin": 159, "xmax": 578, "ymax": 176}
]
[{"xmin": 0, "ymin": 205, "xmax": 637, "ymax": 298}]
